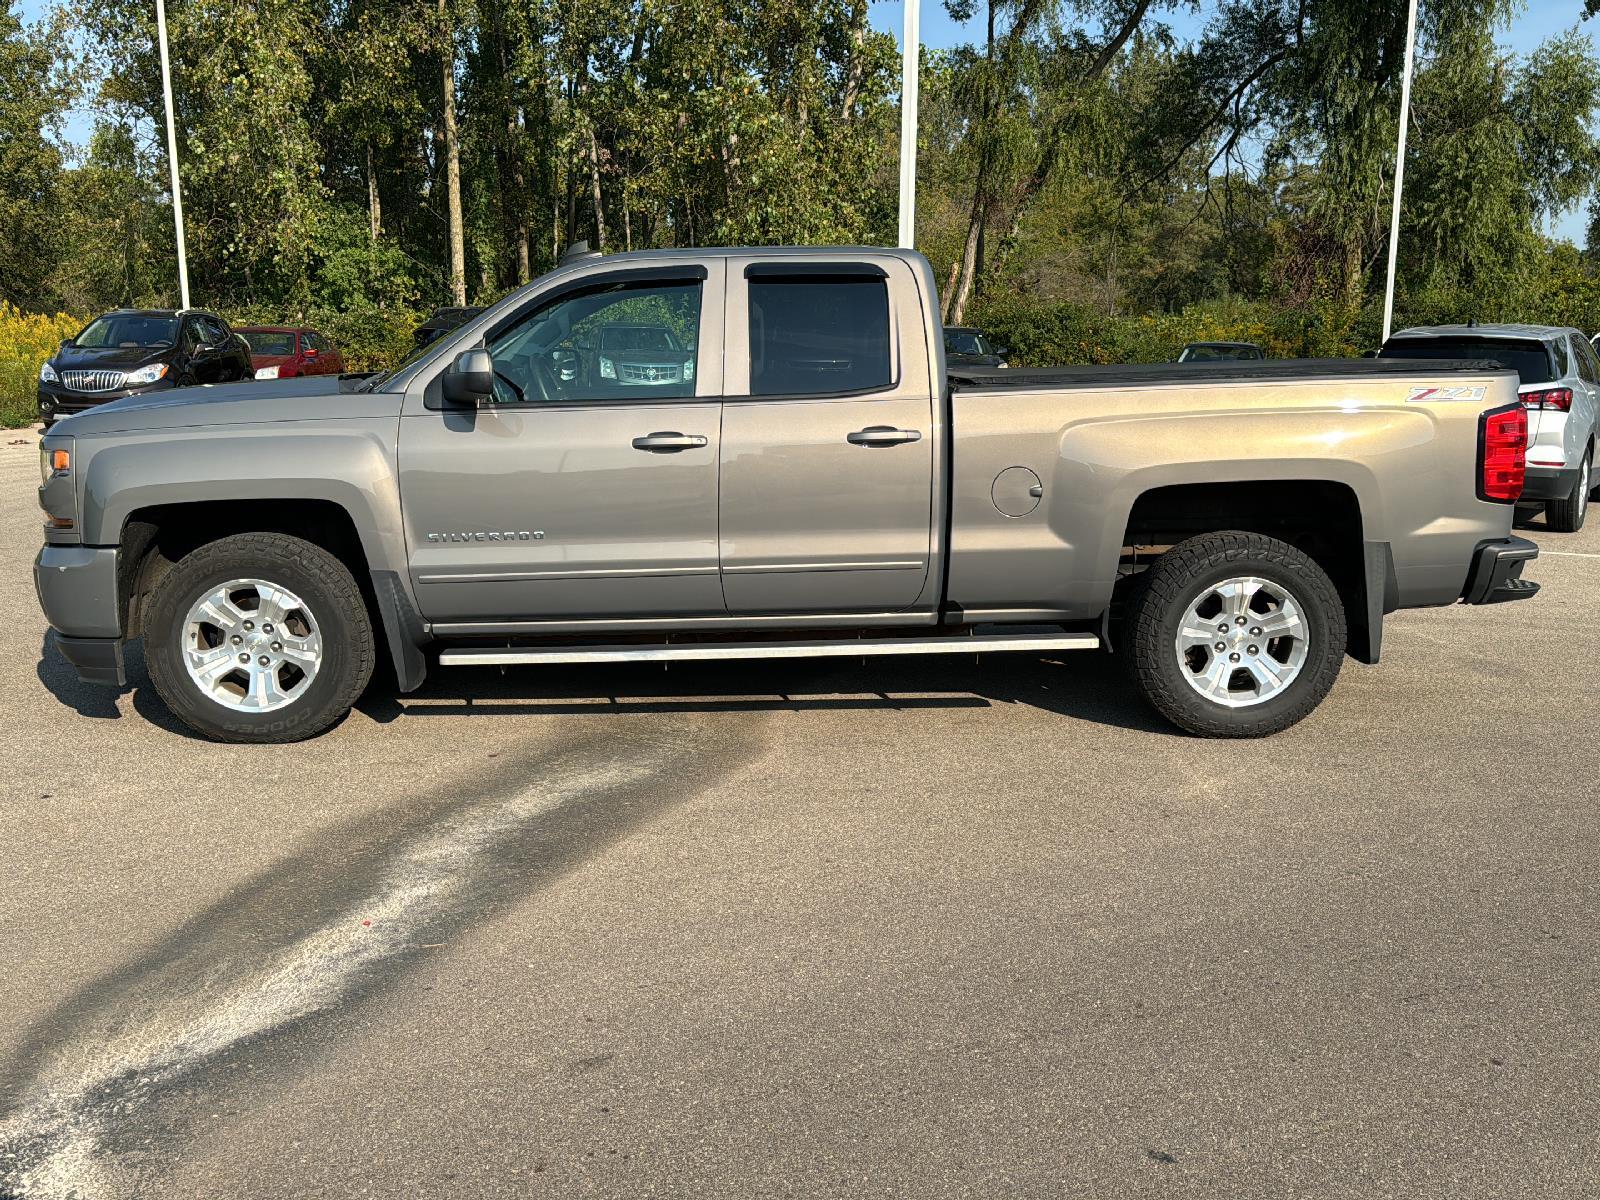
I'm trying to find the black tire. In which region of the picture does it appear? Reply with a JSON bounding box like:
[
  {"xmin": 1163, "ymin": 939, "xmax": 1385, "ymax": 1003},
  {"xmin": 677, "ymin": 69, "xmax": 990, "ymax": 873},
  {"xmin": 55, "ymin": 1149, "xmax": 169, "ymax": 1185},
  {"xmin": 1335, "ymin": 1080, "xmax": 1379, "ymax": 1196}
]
[
  {"xmin": 145, "ymin": 532, "xmax": 376, "ymax": 743},
  {"xmin": 1126, "ymin": 531, "xmax": 1346, "ymax": 738},
  {"xmin": 1544, "ymin": 446, "xmax": 1591, "ymax": 533}
]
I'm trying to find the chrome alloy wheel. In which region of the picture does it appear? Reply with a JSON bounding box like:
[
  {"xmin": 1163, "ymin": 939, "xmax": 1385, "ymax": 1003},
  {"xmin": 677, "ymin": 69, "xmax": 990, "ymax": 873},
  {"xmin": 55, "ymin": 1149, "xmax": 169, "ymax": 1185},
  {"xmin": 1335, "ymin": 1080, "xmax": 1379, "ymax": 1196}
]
[
  {"xmin": 1174, "ymin": 575, "xmax": 1309, "ymax": 709},
  {"xmin": 181, "ymin": 578, "xmax": 322, "ymax": 712}
]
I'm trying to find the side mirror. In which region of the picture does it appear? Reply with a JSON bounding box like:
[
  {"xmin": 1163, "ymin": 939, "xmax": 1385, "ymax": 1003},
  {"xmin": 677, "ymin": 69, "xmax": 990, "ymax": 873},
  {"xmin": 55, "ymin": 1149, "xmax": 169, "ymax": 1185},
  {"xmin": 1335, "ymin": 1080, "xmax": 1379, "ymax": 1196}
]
[
  {"xmin": 60, "ymin": 338, "xmax": 74, "ymax": 349},
  {"xmin": 996, "ymin": 346, "xmax": 1010, "ymax": 359},
  {"xmin": 304, "ymin": 346, "xmax": 319, "ymax": 357},
  {"xmin": 443, "ymin": 347, "xmax": 495, "ymax": 406}
]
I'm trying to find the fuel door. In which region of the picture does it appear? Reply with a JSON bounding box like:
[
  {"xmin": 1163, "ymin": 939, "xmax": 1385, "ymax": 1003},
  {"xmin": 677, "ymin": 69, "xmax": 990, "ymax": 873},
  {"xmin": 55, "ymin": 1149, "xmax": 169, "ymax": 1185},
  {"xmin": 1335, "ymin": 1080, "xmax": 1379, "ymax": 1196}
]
[{"xmin": 992, "ymin": 466, "xmax": 1042, "ymax": 518}]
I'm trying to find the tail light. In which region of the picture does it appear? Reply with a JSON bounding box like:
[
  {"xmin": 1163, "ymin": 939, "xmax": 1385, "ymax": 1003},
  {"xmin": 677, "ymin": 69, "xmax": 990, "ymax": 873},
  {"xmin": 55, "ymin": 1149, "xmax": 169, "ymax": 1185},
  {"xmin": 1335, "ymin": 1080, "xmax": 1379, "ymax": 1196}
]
[
  {"xmin": 1521, "ymin": 387, "xmax": 1572, "ymax": 411},
  {"xmin": 1478, "ymin": 403, "xmax": 1528, "ymax": 503}
]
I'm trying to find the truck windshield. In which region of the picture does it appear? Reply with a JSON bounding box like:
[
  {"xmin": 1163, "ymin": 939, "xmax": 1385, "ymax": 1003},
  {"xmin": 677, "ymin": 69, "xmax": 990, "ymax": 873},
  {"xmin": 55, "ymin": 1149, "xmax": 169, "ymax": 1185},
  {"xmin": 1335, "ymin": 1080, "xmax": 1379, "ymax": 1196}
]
[
  {"xmin": 1380, "ymin": 337, "xmax": 1555, "ymax": 384},
  {"xmin": 946, "ymin": 332, "xmax": 991, "ymax": 355}
]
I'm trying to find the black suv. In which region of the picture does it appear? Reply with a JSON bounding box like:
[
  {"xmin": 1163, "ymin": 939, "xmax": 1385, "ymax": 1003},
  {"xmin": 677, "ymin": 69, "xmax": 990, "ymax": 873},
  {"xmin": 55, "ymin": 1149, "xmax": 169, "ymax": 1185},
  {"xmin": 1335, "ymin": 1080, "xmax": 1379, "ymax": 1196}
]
[{"xmin": 37, "ymin": 309, "xmax": 253, "ymax": 427}]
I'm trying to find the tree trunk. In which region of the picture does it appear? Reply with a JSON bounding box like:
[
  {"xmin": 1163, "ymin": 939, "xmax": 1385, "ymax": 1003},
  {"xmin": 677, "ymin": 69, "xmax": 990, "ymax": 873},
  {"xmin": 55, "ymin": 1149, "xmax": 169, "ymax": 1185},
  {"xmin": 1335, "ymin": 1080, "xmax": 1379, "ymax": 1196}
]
[
  {"xmin": 947, "ymin": 0, "xmax": 1000, "ymax": 328},
  {"xmin": 511, "ymin": 114, "xmax": 531, "ymax": 283},
  {"xmin": 366, "ymin": 143, "xmax": 381, "ymax": 243},
  {"xmin": 940, "ymin": 258, "xmax": 960, "ymax": 324},
  {"xmin": 586, "ymin": 122, "xmax": 606, "ymax": 252},
  {"xmin": 842, "ymin": 0, "xmax": 866, "ymax": 119},
  {"xmin": 949, "ymin": 207, "xmax": 983, "ymax": 325},
  {"xmin": 440, "ymin": 0, "xmax": 466, "ymax": 305}
]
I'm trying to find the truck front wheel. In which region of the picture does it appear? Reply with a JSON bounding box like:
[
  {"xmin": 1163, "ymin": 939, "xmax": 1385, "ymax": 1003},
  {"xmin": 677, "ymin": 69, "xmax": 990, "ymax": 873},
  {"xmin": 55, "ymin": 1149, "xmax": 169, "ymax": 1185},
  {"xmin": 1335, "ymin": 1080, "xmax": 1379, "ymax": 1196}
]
[
  {"xmin": 1126, "ymin": 531, "xmax": 1346, "ymax": 738},
  {"xmin": 144, "ymin": 532, "xmax": 377, "ymax": 743}
]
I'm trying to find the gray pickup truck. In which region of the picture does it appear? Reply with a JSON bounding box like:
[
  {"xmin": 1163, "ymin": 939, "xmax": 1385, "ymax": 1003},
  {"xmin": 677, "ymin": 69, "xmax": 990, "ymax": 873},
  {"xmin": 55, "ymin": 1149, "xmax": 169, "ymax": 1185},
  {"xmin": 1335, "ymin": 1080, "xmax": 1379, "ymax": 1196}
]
[{"xmin": 35, "ymin": 246, "xmax": 1540, "ymax": 743}]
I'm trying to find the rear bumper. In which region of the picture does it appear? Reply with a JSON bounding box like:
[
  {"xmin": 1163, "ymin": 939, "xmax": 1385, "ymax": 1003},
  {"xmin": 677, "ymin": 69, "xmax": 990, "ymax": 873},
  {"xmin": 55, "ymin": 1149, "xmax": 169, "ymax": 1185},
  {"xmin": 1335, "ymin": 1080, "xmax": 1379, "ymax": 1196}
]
[
  {"xmin": 1518, "ymin": 464, "xmax": 1579, "ymax": 502},
  {"xmin": 1461, "ymin": 536, "xmax": 1540, "ymax": 605}
]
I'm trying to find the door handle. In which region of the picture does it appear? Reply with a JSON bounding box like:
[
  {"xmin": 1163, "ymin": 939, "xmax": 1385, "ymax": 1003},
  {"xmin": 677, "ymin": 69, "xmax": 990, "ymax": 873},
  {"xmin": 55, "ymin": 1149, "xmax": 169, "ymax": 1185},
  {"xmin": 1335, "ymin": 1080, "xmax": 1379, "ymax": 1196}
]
[
  {"xmin": 631, "ymin": 432, "xmax": 708, "ymax": 452},
  {"xmin": 847, "ymin": 426, "xmax": 923, "ymax": 446}
]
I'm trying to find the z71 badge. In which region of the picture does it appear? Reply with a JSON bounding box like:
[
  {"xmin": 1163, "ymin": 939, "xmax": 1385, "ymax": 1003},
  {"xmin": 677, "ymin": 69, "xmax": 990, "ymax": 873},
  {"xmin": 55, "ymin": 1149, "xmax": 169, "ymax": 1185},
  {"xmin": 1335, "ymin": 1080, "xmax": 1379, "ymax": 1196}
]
[{"xmin": 1406, "ymin": 385, "xmax": 1488, "ymax": 404}]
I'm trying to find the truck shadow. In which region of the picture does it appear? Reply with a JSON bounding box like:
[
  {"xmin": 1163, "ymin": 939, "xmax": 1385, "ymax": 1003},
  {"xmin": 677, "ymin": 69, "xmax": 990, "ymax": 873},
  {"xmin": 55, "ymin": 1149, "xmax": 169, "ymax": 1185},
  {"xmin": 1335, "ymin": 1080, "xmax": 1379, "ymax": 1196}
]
[
  {"xmin": 0, "ymin": 723, "xmax": 760, "ymax": 1193},
  {"xmin": 357, "ymin": 649, "xmax": 1178, "ymax": 736},
  {"xmin": 33, "ymin": 632, "xmax": 195, "ymax": 737},
  {"xmin": 34, "ymin": 632, "xmax": 1176, "ymax": 738}
]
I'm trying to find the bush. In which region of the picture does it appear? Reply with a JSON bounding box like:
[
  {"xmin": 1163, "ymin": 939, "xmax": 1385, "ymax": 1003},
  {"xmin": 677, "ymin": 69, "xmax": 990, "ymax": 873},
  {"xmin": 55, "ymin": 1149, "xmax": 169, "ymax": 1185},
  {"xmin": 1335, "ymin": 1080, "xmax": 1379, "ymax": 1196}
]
[
  {"xmin": 0, "ymin": 303, "xmax": 83, "ymax": 428},
  {"xmin": 968, "ymin": 295, "xmax": 1378, "ymax": 367}
]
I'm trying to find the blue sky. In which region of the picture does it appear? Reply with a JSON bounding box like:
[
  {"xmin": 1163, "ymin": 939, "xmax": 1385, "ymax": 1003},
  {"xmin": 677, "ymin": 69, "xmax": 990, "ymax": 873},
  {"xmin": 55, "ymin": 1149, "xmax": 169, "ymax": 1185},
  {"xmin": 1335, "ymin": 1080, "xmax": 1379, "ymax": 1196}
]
[{"xmin": 17, "ymin": 0, "xmax": 1596, "ymax": 241}]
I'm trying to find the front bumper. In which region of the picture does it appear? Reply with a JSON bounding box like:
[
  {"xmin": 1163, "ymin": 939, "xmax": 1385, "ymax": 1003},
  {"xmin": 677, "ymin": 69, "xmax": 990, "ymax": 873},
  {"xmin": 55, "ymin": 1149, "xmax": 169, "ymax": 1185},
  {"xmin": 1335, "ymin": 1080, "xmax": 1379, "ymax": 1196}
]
[
  {"xmin": 54, "ymin": 635, "xmax": 126, "ymax": 687},
  {"xmin": 38, "ymin": 378, "xmax": 175, "ymax": 424},
  {"xmin": 1518, "ymin": 464, "xmax": 1579, "ymax": 503},
  {"xmin": 34, "ymin": 544, "xmax": 126, "ymax": 686},
  {"xmin": 1461, "ymin": 536, "xmax": 1540, "ymax": 605}
]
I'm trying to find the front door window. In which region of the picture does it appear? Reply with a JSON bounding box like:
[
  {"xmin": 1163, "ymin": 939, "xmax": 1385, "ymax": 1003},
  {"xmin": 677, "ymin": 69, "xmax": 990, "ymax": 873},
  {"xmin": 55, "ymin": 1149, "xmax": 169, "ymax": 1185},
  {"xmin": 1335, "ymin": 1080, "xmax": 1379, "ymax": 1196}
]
[{"xmin": 487, "ymin": 280, "xmax": 701, "ymax": 406}]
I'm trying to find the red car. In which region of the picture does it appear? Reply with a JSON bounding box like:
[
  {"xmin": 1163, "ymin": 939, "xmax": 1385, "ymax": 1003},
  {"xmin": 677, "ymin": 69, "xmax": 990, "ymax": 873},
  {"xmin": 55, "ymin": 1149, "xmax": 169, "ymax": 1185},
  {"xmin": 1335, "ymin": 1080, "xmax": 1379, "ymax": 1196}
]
[{"xmin": 236, "ymin": 326, "xmax": 345, "ymax": 380}]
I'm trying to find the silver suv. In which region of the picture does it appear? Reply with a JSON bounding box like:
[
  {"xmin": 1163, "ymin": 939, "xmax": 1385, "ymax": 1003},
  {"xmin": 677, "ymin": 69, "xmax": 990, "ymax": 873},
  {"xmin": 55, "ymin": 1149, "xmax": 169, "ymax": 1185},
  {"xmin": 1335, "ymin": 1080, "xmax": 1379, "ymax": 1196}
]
[{"xmin": 1381, "ymin": 324, "xmax": 1598, "ymax": 531}]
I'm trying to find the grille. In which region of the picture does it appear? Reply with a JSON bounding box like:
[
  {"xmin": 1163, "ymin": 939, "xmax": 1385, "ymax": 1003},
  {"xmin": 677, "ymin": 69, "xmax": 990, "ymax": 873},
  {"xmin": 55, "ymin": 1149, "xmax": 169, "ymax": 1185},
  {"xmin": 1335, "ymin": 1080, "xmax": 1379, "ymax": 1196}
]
[
  {"xmin": 619, "ymin": 362, "xmax": 681, "ymax": 384},
  {"xmin": 61, "ymin": 369, "xmax": 127, "ymax": 393}
]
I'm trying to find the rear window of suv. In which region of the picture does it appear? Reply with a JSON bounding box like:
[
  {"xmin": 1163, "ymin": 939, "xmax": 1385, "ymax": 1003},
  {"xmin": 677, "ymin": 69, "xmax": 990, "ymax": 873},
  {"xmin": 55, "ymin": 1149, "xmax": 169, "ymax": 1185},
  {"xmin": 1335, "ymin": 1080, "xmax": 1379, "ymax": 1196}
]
[{"xmin": 1378, "ymin": 337, "xmax": 1556, "ymax": 384}]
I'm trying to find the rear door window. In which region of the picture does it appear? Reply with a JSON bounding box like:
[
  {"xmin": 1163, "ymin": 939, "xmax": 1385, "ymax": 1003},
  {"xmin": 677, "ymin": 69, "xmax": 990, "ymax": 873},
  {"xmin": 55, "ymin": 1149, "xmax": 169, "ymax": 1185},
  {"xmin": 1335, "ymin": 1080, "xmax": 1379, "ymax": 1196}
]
[
  {"xmin": 747, "ymin": 274, "xmax": 892, "ymax": 397},
  {"xmin": 1571, "ymin": 335, "xmax": 1597, "ymax": 385},
  {"xmin": 1379, "ymin": 337, "xmax": 1556, "ymax": 384}
]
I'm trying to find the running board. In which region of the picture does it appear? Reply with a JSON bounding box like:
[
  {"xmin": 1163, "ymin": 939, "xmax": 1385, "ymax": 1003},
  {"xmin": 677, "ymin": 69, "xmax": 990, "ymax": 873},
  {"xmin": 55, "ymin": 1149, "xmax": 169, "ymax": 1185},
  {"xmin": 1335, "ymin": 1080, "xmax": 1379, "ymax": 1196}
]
[{"xmin": 438, "ymin": 631, "xmax": 1099, "ymax": 667}]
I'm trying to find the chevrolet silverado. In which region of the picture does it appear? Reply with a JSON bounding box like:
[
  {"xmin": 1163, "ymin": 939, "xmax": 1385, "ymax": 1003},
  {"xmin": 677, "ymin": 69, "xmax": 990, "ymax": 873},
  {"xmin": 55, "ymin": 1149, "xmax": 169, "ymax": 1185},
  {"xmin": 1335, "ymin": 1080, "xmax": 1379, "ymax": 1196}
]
[{"xmin": 35, "ymin": 246, "xmax": 1540, "ymax": 742}]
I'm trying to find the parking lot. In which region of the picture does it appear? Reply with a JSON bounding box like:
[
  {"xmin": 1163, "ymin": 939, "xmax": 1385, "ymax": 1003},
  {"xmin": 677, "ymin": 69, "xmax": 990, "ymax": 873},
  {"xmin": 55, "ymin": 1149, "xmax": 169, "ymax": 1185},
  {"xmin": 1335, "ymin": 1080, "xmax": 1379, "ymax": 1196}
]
[{"xmin": 2, "ymin": 424, "xmax": 1598, "ymax": 1198}]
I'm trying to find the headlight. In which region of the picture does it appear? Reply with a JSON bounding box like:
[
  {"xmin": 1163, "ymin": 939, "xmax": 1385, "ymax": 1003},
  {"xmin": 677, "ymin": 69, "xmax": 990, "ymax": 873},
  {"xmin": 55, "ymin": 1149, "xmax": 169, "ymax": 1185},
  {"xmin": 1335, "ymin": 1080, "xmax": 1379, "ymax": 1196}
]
[
  {"xmin": 124, "ymin": 362, "xmax": 170, "ymax": 385},
  {"xmin": 599, "ymin": 356, "xmax": 616, "ymax": 380},
  {"xmin": 254, "ymin": 365, "xmax": 280, "ymax": 380},
  {"xmin": 684, "ymin": 359, "xmax": 695, "ymax": 381},
  {"xmin": 40, "ymin": 445, "xmax": 70, "ymax": 484},
  {"xmin": 39, "ymin": 361, "xmax": 58, "ymax": 384}
]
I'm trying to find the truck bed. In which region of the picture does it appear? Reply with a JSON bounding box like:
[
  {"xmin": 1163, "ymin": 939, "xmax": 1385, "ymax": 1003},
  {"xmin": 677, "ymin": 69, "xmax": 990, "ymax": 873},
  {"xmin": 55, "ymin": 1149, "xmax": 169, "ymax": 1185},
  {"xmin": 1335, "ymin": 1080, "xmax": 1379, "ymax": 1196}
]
[{"xmin": 949, "ymin": 358, "xmax": 1508, "ymax": 390}]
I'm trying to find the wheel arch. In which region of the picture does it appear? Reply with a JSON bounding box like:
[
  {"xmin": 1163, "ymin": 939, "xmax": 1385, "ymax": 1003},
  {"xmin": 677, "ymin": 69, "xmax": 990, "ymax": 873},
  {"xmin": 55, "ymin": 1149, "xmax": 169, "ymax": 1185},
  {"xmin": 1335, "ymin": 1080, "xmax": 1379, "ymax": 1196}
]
[
  {"xmin": 118, "ymin": 497, "xmax": 427, "ymax": 692},
  {"xmin": 1115, "ymin": 478, "xmax": 1390, "ymax": 664}
]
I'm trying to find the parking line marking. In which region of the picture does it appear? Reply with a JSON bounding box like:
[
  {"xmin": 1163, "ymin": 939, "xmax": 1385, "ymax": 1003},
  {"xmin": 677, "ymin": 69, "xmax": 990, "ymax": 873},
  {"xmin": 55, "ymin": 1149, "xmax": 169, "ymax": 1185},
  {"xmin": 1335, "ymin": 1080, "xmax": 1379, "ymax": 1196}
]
[{"xmin": 1540, "ymin": 551, "xmax": 1600, "ymax": 558}]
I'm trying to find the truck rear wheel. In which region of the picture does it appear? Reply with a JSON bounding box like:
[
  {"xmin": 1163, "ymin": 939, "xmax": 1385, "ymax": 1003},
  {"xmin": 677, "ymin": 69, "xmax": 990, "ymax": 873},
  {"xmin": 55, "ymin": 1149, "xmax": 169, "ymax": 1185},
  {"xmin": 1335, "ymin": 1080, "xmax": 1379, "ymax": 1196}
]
[
  {"xmin": 1126, "ymin": 531, "xmax": 1346, "ymax": 738},
  {"xmin": 144, "ymin": 532, "xmax": 376, "ymax": 743}
]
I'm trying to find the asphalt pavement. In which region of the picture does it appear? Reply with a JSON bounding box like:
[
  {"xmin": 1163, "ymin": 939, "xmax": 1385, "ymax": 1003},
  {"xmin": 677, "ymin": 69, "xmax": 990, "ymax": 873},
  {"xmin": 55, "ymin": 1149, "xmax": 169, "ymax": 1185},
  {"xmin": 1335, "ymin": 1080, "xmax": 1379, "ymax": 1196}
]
[{"xmin": 1, "ymin": 425, "xmax": 1597, "ymax": 1198}]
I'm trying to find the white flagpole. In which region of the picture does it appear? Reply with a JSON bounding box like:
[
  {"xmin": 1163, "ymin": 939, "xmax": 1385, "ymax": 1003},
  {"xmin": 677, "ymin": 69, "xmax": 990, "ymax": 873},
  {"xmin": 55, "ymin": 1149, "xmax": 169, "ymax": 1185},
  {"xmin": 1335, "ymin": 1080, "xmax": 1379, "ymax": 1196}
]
[
  {"xmin": 155, "ymin": 0, "xmax": 191, "ymax": 309},
  {"xmin": 1382, "ymin": 0, "xmax": 1419, "ymax": 344},
  {"xmin": 896, "ymin": 0, "xmax": 921, "ymax": 248}
]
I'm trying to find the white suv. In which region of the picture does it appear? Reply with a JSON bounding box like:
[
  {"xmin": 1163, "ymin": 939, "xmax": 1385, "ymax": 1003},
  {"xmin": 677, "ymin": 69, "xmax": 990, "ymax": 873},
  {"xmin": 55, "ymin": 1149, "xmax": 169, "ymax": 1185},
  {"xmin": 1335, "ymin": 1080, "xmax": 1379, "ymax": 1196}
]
[{"xmin": 1381, "ymin": 324, "xmax": 1598, "ymax": 532}]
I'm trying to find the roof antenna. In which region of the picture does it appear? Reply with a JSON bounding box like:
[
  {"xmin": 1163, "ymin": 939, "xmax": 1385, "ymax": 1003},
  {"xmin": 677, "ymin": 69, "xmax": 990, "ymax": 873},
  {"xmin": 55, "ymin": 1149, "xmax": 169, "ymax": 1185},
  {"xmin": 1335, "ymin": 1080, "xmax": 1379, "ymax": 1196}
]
[{"xmin": 560, "ymin": 240, "xmax": 601, "ymax": 264}]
